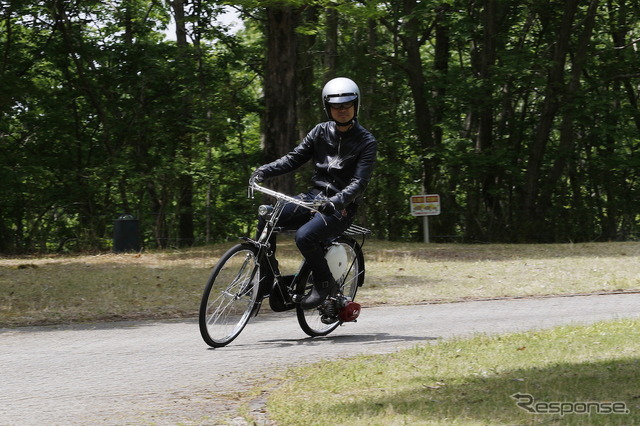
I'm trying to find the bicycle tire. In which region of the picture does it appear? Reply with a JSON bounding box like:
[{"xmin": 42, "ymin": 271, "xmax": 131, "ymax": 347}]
[
  {"xmin": 296, "ymin": 236, "xmax": 365, "ymax": 337},
  {"xmin": 199, "ymin": 243, "xmax": 261, "ymax": 348}
]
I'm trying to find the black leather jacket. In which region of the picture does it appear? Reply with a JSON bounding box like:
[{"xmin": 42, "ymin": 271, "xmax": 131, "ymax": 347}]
[{"xmin": 259, "ymin": 120, "xmax": 377, "ymax": 209}]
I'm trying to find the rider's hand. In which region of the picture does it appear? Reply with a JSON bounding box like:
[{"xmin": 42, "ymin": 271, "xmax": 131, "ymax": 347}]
[
  {"xmin": 318, "ymin": 200, "xmax": 336, "ymax": 216},
  {"xmin": 249, "ymin": 169, "xmax": 265, "ymax": 185}
]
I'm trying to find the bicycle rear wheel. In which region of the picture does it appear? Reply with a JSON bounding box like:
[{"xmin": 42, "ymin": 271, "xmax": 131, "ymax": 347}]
[
  {"xmin": 297, "ymin": 236, "xmax": 365, "ymax": 337},
  {"xmin": 199, "ymin": 243, "xmax": 261, "ymax": 348}
]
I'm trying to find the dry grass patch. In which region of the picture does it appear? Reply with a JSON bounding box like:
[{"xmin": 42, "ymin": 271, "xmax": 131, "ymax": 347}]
[
  {"xmin": 1, "ymin": 240, "xmax": 639, "ymax": 326},
  {"xmin": 360, "ymin": 241, "xmax": 640, "ymax": 306},
  {"xmin": 0, "ymin": 248, "xmax": 222, "ymax": 326}
]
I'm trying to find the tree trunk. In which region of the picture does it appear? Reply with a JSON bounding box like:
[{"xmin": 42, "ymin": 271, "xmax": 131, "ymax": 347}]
[
  {"xmin": 520, "ymin": 0, "xmax": 578, "ymax": 239},
  {"xmin": 297, "ymin": 5, "xmax": 319, "ymax": 139},
  {"xmin": 399, "ymin": 0, "xmax": 436, "ymax": 193},
  {"xmin": 263, "ymin": 6, "xmax": 300, "ymax": 195},
  {"xmin": 170, "ymin": 0, "xmax": 194, "ymax": 246},
  {"xmin": 432, "ymin": 3, "xmax": 450, "ymax": 147},
  {"xmin": 538, "ymin": 0, "xmax": 599, "ymax": 216},
  {"xmin": 147, "ymin": 181, "xmax": 168, "ymax": 248},
  {"xmin": 324, "ymin": 7, "xmax": 338, "ymax": 80}
]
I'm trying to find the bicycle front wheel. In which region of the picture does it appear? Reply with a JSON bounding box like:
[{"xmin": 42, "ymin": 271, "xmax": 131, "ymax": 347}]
[
  {"xmin": 297, "ymin": 236, "xmax": 365, "ymax": 337},
  {"xmin": 199, "ymin": 243, "xmax": 261, "ymax": 348}
]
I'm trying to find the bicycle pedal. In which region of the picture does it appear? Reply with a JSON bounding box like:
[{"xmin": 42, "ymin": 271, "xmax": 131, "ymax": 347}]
[
  {"xmin": 291, "ymin": 294, "xmax": 304, "ymax": 303},
  {"xmin": 321, "ymin": 315, "xmax": 338, "ymax": 325}
]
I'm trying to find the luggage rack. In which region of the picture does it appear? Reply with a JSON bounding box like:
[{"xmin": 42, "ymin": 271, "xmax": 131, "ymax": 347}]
[
  {"xmin": 272, "ymin": 223, "xmax": 371, "ymax": 248},
  {"xmin": 343, "ymin": 224, "xmax": 371, "ymax": 236},
  {"xmin": 274, "ymin": 223, "xmax": 371, "ymax": 237}
]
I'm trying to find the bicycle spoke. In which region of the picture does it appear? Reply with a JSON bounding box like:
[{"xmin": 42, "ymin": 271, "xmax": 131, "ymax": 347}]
[{"xmin": 207, "ymin": 293, "xmax": 236, "ymax": 326}]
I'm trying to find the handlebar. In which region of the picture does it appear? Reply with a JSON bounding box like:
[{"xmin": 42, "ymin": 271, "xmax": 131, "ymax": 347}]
[
  {"xmin": 249, "ymin": 181, "xmax": 372, "ymax": 237},
  {"xmin": 248, "ymin": 182, "xmax": 323, "ymax": 212}
]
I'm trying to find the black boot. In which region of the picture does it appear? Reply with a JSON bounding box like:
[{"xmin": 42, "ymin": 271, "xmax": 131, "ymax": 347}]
[{"xmin": 300, "ymin": 277, "xmax": 337, "ymax": 309}]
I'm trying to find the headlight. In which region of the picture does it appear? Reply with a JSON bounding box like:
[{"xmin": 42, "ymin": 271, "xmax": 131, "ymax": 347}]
[{"xmin": 258, "ymin": 204, "xmax": 274, "ymax": 217}]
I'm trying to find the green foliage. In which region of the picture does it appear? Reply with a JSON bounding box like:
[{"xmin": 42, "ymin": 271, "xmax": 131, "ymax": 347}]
[{"xmin": 1, "ymin": 0, "xmax": 640, "ymax": 252}]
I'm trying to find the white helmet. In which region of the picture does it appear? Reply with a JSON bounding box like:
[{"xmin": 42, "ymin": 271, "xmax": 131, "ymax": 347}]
[{"xmin": 322, "ymin": 77, "xmax": 360, "ymax": 124}]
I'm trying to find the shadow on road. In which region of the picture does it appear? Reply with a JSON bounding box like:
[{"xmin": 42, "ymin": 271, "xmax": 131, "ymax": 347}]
[{"xmin": 238, "ymin": 332, "xmax": 437, "ymax": 350}]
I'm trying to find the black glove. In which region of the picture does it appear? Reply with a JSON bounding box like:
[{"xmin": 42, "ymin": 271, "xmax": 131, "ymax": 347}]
[
  {"xmin": 318, "ymin": 200, "xmax": 336, "ymax": 216},
  {"xmin": 249, "ymin": 169, "xmax": 265, "ymax": 185}
]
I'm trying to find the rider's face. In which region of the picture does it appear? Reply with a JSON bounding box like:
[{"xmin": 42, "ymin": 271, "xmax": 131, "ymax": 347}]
[{"xmin": 330, "ymin": 102, "xmax": 355, "ymax": 126}]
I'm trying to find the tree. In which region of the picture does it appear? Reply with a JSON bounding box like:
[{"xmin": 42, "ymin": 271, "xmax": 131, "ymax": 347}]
[
  {"xmin": 262, "ymin": 5, "xmax": 300, "ymax": 195},
  {"xmin": 2, "ymin": 0, "xmax": 640, "ymax": 252}
]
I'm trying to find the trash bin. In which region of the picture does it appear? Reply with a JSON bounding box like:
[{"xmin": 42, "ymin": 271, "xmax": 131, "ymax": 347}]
[{"xmin": 113, "ymin": 214, "xmax": 141, "ymax": 253}]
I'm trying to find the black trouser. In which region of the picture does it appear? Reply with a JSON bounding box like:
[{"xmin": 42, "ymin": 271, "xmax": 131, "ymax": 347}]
[{"xmin": 257, "ymin": 190, "xmax": 356, "ymax": 283}]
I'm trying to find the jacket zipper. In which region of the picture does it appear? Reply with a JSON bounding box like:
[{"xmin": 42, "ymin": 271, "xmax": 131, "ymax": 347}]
[{"xmin": 326, "ymin": 135, "xmax": 342, "ymax": 195}]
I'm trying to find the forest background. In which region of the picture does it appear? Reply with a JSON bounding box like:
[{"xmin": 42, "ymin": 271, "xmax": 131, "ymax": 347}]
[{"xmin": 1, "ymin": 0, "xmax": 639, "ymax": 254}]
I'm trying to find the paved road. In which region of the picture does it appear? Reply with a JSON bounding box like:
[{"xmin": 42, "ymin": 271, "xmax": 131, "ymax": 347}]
[{"xmin": 1, "ymin": 293, "xmax": 639, "ymax": 425}]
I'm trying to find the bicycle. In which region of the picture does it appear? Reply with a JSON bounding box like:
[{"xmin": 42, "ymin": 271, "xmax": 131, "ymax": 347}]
[{"xmin": 198, "ymin": 182, "xmax": 371, "ymax": 348}]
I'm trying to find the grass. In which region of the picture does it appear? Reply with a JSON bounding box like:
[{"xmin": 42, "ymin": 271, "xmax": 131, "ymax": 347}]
[
  {"xmin": 2, "ymin": 240, "xmax": 639, "ymax": 424},
  {"xmin": 362, "ymin": 241, "xmax": 640, "ymax": 305},
  {"xmin": 1, "ymin": 240, "xmax": 640, "ymax": 327},
  {"xmin": 266, "ymin": 318, "xmax": 640, "ymax": 425},
  {"xmin": 0, "ymin": 249, "xmax": 215, "ymax": 326}
]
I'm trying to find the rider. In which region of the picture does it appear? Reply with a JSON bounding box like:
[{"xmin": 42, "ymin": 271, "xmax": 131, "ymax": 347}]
[{"xmin": 250, "ymin": 77, "xmax": 377, "ymax": 309}]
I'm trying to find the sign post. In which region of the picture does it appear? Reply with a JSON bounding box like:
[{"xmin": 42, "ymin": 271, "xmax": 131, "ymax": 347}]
[{"xmin": 410, "ymin": 194, "xmax": 441, "ymax": 243}]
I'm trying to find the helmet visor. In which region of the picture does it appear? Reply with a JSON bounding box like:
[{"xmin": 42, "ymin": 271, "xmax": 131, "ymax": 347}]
[{"xmin": 325, "ymin": 93, "xmax": 358, "ymax": 104}]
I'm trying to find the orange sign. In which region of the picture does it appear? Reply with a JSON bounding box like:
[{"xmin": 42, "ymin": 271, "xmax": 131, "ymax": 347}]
[{"xmin": 410, "ymin": 194, "xmax": 440, "ymax": 216}]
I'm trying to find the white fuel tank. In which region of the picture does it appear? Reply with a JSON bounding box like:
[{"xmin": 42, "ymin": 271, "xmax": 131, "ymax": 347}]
[{"xmin": 325, "ymin": 243, "xmax": 348, "ymax": 280}]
